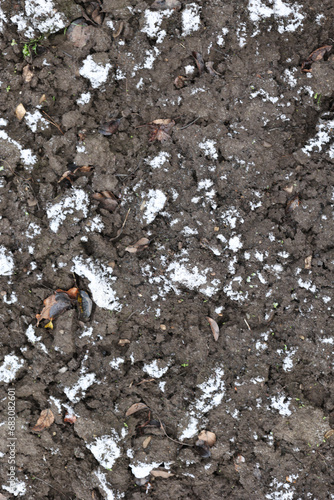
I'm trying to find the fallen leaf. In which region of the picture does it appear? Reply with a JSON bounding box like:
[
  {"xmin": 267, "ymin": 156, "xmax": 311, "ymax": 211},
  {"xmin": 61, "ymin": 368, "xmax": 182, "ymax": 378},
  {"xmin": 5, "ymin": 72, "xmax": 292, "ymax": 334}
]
[
  {"xmin": 195, "ymin": 439, "xmax": 211, "ymax": 458},
  {"xmin": 125, "ymin": 402, "xmax": 148, "ymax": 417},
  {"xmin": 22, "ymin": 65, "xmax": 34, "ymax": 83},
  {"xmin": 206, "ymin": 317, "xmax": 219, "ymax": 341},
  {"xmin": 112, "ymin": 21, "xmax": 124, "ymax": 38},
  {"xmin": 64, "ymin": 413, "xmax": 77, "ymax": 424},
  {"xmin": 143, "ymin": 436, "xmax": 152, "ymax": 449},
  {"xmin": 32, "ymin": 409, "xmax": 54, "ymax": 431},
  {"xmin": 151, "ymin": 0, "xmax": 181, "ymax": 10},
  {"xmin": 324, "ymin": 429, "xmax": 334, "ymax": 440},
  {"xmin": 77, "ymin": 290, "xmax": 93, "ymax": 321},
  {"xmin": 86, "ymin": 1, "xmax": 104, "ymax": 25},
  {"xmin": 198, "ymin": 430, "xmax": 216, "ymax": 447},
  {"xmin": 56, "ymin": 287, "xmax": 79, "ymax": 300},
  {"xmin": 286, "ymin": 195, "xmax": 300, "ymax": 214},
  {"xmin": 192, "ymin": 51, "xmax": 205, "ymax": 74},
  {"xmin": 125, "ymin": 237, "xmax": 150, "ymax": 253},
  {"xmin": 174, "ymin": 76, "xmax": 187, "ymax": 88},
  {"xmin": 150, "ymin": 470, "xmax": 175, "ymax": 478},
  {"xmin": 36, "ymin": 289, "xmax": 78, "ymax": 326},
  {"xmin": 149, "ymin": 119, "xmax": 175, "ymax": 142},
  {"xmin": 98, "ymin": 118, "xmax": 121, "ymax": 136},
  {"xmin": 58, "ymin": 164, "xmax": 94, "ymax": 184},
  {"xmin": 15, "ymin": 103, "xmax": 26, "ymax": 121},
  {"xmin": 44, "ymin": 320, "xmax": 54, "ymax": 330},
  {"xmin": 92, "ymin": 191, "xmax": 119, "ymax": 212},
  {"xmin": 301, "ymin": 45, "xmax": 332, "ymax": 72},
  {"xmin": 283, "ymin": 185, "xmax": 294, "ymax": 194},
  {"xmin": 118, "ymin": 339, "xmax": 130, "ymax": 346},
  {"xmin": 67, "ymin": 19, "xmax": 92, "ymax": 48},
  {"xmin": 39, "ymin": 94, "xmax": 46, "ymax": 104},
  {"xmin": 304, "ymin": 255, "xmax": 312, "ymax": 269}
]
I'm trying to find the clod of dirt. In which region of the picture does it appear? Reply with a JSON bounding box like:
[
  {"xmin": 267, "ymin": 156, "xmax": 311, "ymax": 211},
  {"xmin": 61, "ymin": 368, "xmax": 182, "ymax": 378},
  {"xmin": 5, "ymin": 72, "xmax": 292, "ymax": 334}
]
[
  {"xmin": 15, "ymin": 103, "xmax": 26, "ymax": 121},
  {"xmin": 192, "ymin": 51, "xmax": 205, "ymax": 74},
  {"xmin": 77, "ymin": 290, "xmax": 93, "ymax": 321},
  {"xmin": 125, "ymin": 402, "xmax": 148, "ymax": 417},
  {"xmin": 92, "ymin": 191, "xmax": 119, "ymax": 212},
  {"xmin": 149, "ymin": 119, "xmax": 175, "ymax": 142},
  {"xmin": 195, "ymin": 439, "xmax": 211, "ymax": 458},
  {"xmin": 151, "ymin": 0, "xmax": 181, "ymax": 10},
  {"xmin": 22, "ymin": 65, "xmax": 34, "ymax": 83},
  {"xmin": 64, "ymin": 413, "xmax": 77, "ymax": 424},
  {"xmin": 174, "ymin": 76, "xmax": 187, "ymax": 89},
  {"xmin": 66, "ymin": 19, "xmax": 93, "ymax": 48},
  {"xmin": 301, "ymin": 45, "xmax": 332, "ymax": 72},
  {"xmin": 32, "ymin": 409, "xmax": 54, "ymax": 432},
  {"xmin": 206, "ymin": 317, "xmax": 220, "ymax": 341},
  {"xmin": 198, "ymin": 430, "xmax": 216, "ymax": 447},
  {"xmin": 304, "ymin": 255, "xmax": 312, "ymax": 269},
  {"xmin": 286, "ymin": 195, "xmax": 300, "ymax": 214},
  {"xmin": 98, "ymin": 118, "xmax": 121, "ymax": 136},
  {"xmin": 58, "ymin": 164, "xmax": 94, "ymax": 184},
  {"xmin": 125, "ymin": 237, "xmax": 150, "ymax": 253},
  {"xmin": 150, "ymin": 470, "xmax": 175, "ymax": 478}
]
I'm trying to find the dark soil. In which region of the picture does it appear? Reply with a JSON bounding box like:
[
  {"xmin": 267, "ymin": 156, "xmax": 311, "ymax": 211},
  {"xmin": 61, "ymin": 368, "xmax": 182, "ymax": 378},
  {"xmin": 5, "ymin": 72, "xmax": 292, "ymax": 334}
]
[{"xmin": 0, "ymin": 0, "xmax": 334, "ymax": 498}]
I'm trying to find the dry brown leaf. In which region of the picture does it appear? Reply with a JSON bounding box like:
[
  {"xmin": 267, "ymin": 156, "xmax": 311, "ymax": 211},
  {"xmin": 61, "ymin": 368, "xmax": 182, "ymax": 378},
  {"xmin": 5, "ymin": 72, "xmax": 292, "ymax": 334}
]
[
  {"xmin": 205, "ymin": 61, "xmax": 221, "ymax": 76},
  {"xmin": 92, "ymin": 191, "xmax": 118, "ymax": 212},
  {"xmin": 301, "ymin": 45, "xmax": 332, "ymax": 72},
  {"xmin": 286, "ymin": 195, "xmax": 300, "ymax": 214},
  {"xmin": 36, "ymin": 290, "xmax": 74, "ymax": 326},
  {"xmin": 118, "ymin": 339, "xmax": 130, "ymax": 346},
  {"xmin": 174, "ymin": 76, "xmax": 187, "ymax": 88},
  {"xmin": 15, "ymin": 103, "xmax": 26, "ymax": 121},
  {"xmin": 234, "ymin": 454, "xmax": 245, "ymax": 472},
  {"xmin": 324, "ymin": 429, "xmax": 334, "ymax": 440},
  {"xmin": 98, "ymin": 118, "xmax": 121, "ymax": 136},
  {"xmin": 150, "ymin": 470, "xmax": 175, "ymax": 478},
  {"xmin": 58, "ymin": 165, "xmax": 94, "ymax": 184},
  {"xmin": 192, "ymin": 51, "xmax": 205, "ymax": 74},
  {"xmin": 32, "ymin": 409, "xmax": 54, "ymax": 431},
  {"xmin": 125, "ymin": 402, "xmax": 148, "ymax": 417},
  {"xmin": 39, "ymin": 94, "xmax": 46, "ymax": 104},
  {"xmin": 149, "ymin": 119, "xmax": 175, "ymax": 142},
  {"xmin": 206, "ymin": 317, "xmax": 219, "ymax": 341},
  {"xmin": 283, "ymin": 185, "xmax": 294, "ymax": 194},
  {"xmin": 198, "ymin": 430, "xmax": 216, "ymax": 447},
  {"xmin": 143, "ymin": 436, "xmax": 152, "ymax": 449},
  {"xmin": 23, "ymin": 65, "xmax": 34, "ymax": 83},
  {"xmin": 64, "ymin": 413, "xmax": 77, "ymax": 424},
  {"xmin": 125, "ymin": 238, "xmax": 150, "ymax": 253},
  {"xmin": 304, "ymin": 255, "xmax": 312, "ymax": 269}
]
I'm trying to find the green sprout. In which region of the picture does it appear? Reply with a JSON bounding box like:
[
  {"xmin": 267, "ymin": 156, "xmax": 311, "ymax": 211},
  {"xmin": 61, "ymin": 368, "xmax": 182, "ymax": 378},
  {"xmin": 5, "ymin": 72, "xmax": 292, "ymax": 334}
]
[
  {"xmin": 273, "ymin": 302, "xmax": 279, "ymax": 309},
  {"xmin": 11, "ymin": 39, "xmax": 17, "ymax": 46},
  {"xmin": 6, "ymin": 86, "xmax": 10, "ymax": 92},
  {"xmin": 181, "ymin": 361, "xmax": 189, "ymax": 367}
]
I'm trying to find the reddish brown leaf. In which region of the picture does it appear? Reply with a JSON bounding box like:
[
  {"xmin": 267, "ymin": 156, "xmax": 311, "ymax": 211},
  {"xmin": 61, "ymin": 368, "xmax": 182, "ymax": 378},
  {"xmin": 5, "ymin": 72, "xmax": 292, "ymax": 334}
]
[
  {"xmin": 64, "ymin": 413, "xmax": 77, "ymax": 424},
  {"xmin": 58, "ymin": 164, "xmax": 94, "ymax": 184},
  {"xmin": 150, "ymin": 470, "xmax": 175, "ymax": 478},
  {"xmin": 174, "ymin": 75, "xmax": 187, "ymax": 88},
  {"xmin": 98, "ymin": 119, "xmax": 121, "ymax": 136},
  {"xmin": 149, "ymin": 119, "xmax": 175, "ymax": 142},
  {"xmin": 56, "ymin": 287, "xmax": 79, "ymax": 300},
  {"xmin": 125, "ymin": 402, "xmax": 148, "ymax": 417},
  {"xmin": 192, "ymin": 51, "xmax": 205, "ymax": 74},
  {"xmin": 206, "ymin": 317, "xmax": 219, "ymax": 341},
  {"xmin": 125, "ymin": 237, "xmax": 150, "ymax": 253},
  {"xmin": 301, "ymin": 45, "xmax": 332, "ymax": 72},
  {"xmin": 32, "ymin": 409, "xmax": 54, "ymax": 432}
]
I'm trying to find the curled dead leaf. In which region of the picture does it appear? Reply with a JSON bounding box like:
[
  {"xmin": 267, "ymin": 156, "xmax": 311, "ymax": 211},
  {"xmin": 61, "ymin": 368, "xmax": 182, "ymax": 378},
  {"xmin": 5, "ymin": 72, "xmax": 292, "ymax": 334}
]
[
  {"xmin": 98, "ymin": 118, "xmax": 121, "ymax": 136},
  {"xmin": 125, "ymin": 237, "xmax": 150, "ymax": 253},
  {"xmin": 206, "ymin": 317, "xmax": 219, "ymax": 342},
  {"xmin": 86, "ymin": 1, "xmax": 105, "ymax": 25},
  {"xmin": 58, "ymin": 164, "xmax": 94, "ymax": 184},
  {"xmin": 286, "ymin": 195, "xmax": 300, "ymax": 214},
  {"xmin": 143, "ymin": 436, "xmax": 152, "ymax": 449},
  {"xmin": 32, "ymin": 409, "xmax": 54, "ymax": 432},
  {"xmin": 36, "ymin": 292, "xmax": 72, "ymax": 326},
  {"xmin": 174, "ymin": 76, "xmax": 187, "ymax": 89},
  {"xmin": 77, "ymin": 290, "xmax": 93, "ymax": 321},
  {"xmin": 118, "ymin": 339, "xmax": 130, "ymax": 346},
  {"xmin": 15, "ymin": 103, "xmax": 26, "ymax": 121},
  {"xmin": 148, "ymin": 119, "xmax": 175, "ymax": 142},
  {"xmin": 205, "ymin": 61, "xmax": 221, "ymax": 76},
  {"xmin": 150, "ymin": 470, "xmax": 175, "ymax": 478},
  {"xmin": 324, "ymin": 429, "xmax": 334, "ymax": 440},
  {"xmin": 64, "ymin": 413, "xmax": 77, "ymax": 424},
  {"xmin": 198, "ymin": 430, "xmax": 216, "ymax": 447},
  {"xmin": 125, "ymin": 402, "xmax": 148, "ymax": 417},
  {"xmin": 304, "ymin": 255, "xmax": 312, "ymax": 269},
  {"xmin": 192, "ymin": 51, "xmax": 205, "ymax": 74},
  {"xmin": 92, "ymin": 191, "xmax": 118, "ymax": 212},
  {"xmin": 301, "ymin": 45, "xmax": 332, "ymax": 72},
  {"xmin": 39, "ymin": 94, "xmax": 46, "ymax": 105},
  {"xmin": 22, "ymin": 65, "xmax": 34, "ymax": 83}
]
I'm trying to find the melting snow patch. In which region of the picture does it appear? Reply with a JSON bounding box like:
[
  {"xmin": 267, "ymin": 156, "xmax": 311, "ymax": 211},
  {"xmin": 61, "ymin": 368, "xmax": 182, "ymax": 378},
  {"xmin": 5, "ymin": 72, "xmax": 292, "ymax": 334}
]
[
  {"xmin": 182, "ymin": 3, "xmax": 201, "ymax": 36},
  {"xmin": 64, "ymin": 373, "xmax": 97, "ymax": 403},
  {"xmin": 198, "ymin": 140, "xmax": 218, "ymax": 159},
  {"xmin": 47, "ymin": 188, "xmax": 89, "ymax": 232},
  {"xmin": 11, "ymin": 0, "xmax": 66, "ymax": 37},
  {"xmin": 270, "ymin": 395, "xmax": 292, "ymax": 416},
  {"xmin": 0, "ymin": 354, "xmax": 25, "ymax": 383},
  {"xmin": 229, "ymin": 235, "xmax": 242, "ymax": 252},
  {"xmin": 110, "ymin": 358, "xmax": 124, "ymax": 370},
  {"xmin": 167, "ymin": 261, "xmax": 220, "ymax": 297},
  {"xmin": 77, "ymin": 92, "xmax": 91, "ymax": 105},
  {"xmin": 130, "ymin": 461, "xmax": 162, "ymax": 479},
  {"xmin": 0, "ymin": 247, "xmax": 14, "ymax": 276},
  {"xmin": 298, "ymin": 278, "xmax": 316, "ymax": 293},
  {"xmin": 72, "ymin": 256, "xmax": 121, "ymax": 311},
  {"xmin": 142, "ymin": 189, "xmax": 167, "ymax": 224},
  {"xmin": 248, "ymin": 0, "xmax": 304, "ymax": 33},
  {"xmin": 2, "ymin": 479, "xmax": 27, "ymax": 497},
  {"xmin": 25, "ymin": 110, "xmax": 48, "ymax": 132},
  {"xmin": 142, "ymin": 360, "xmax": 169, "ymax": 378},
  {"xmin": 147, "ymin": 151, "xmax": 170, "ymax": 169},
  {"xmin": 0, "ymin": 130, "xmax": 37, "ymax": 167},
  {"xmin": 79, "ymin": 55, "xmax": 112, "ymax": 89},
  {"xmin": 3, "ymin": 292, "xmax": 17, "ymax": 304},
  {"xmin": 88, "ymin": 432, "xmax": 121, "ymax": 469},
  {"xmin": 142, "ymin": 9, "xmax": 173, "ymax": 42},
  {"xmin": 95, "ymin": 469, "xmax": 124, "ymax": 500},
  {"xmin": 25, "ymin": 325, "xmax": 48, "ymax": 353},
  {"xmin": 302, "ymin": 117, "xmax": 334, "ymax": 158}
]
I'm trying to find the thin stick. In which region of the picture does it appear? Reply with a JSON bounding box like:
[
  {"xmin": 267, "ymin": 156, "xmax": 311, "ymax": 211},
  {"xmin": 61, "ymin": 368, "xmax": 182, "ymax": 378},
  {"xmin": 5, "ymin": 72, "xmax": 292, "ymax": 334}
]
[
  {"xmin": 244, "ymin": 318, "xmax": 251, "ymax": 331},
  {"xmin": 31, "ymin": 476, "xmax": 66, "ymax": 498},
  {"xmin": 179, "ymin": 117, "xmax": 199, "ymax": 130},
  {"xmin": 110, "ymin": 208, "xmax": 130, "ymax": 241},
  {"xmin": 42, "ymin": 111, "xmax": 64, "ymax": 135}
]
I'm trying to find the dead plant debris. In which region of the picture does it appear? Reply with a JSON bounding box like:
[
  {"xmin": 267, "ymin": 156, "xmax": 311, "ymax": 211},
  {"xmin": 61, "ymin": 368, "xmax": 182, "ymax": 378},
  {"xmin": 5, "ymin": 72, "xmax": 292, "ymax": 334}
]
[
  {"xmin": 22, "ymin": 65, "xmax": 34, "ymax": 83},
  {"xmin": 125, "ymin": 237, "xmax": 150, "ymax": 253},
  {"xmin": 148, "ymin": 119, "xmax": 175, "ymax": 142},
  {"xmin": 66, "ymin": 19, "xmax": 92, "ymax": 48},
  {"xmin": 286, "ymin": 195, "xmax": 300, "ymax": 214},
  {"xmin": 58, "ymin": 164, "xmax": 94, "ymax": 185},
  {"xmin": 32, "ymin": 409, "xmax": 54, "ymax": 432},
  {"xmin": 198, "ymin": 430, "xmax": 216, "ymax": 447},
  {"xmin": 92, "ymin": 191, "xmax": 119, "ymax": 212},
  {"xmin": 195, "ymin": 439, "xmax": 211, "ymax": 458},
  {"xmin": 64, "ymin": 413, "xmax": 77, "ymax": 424},
  {"xmin": 98, "ymin": 118, "xmax": 121, "ymax": 136},
  {"xmin": 206, "ymin": 317, "xmax": 219, "ymax": 341},
  {"xmin": 36, "ymin": 287, "xmax": 92, "ymax": 328},
  {"xmin": 301, "ymin": 45, "xmax": 332, "ymax": 72},
  {"xmin": 304, "ymin": 255, "xmax": 312, "ymax": 269},
  {"xmin": 174, "ymin": 75, "xmax": 187, "ymax": 89},
  {"xmin": 125, "ymin": 402, "xmax": 148, "ymax": 417},
  {"xmin": 150, "ymin": 470, "xmax": 175, "ymax": 478},
  {"xmin": 15, "ymin": 103, "xmax": 26, "ymax": 121}
]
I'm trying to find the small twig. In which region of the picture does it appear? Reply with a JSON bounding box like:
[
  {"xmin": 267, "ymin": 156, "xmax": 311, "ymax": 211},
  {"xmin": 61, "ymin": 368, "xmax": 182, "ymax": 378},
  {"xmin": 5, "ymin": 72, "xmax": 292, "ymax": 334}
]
[
  {"xmin": 42, "ymin": 111, "xmax": 64, "ymax": 135},
  {"xmin": 110, "ymin": 208, "xmax": 130, "ymax": 241},
  {"xmin": 179, "ymin": 117, "xmax": 199, "ymax": 130},
  {"xmin": 31, "ymin": 476, "xmax": 66, "ymax": 498},
  {"xmin": 244, "ymin": 318, "xmax": 251, "ymax": 331},
  {"xmin": 156, "ymin": 415, "xmax": 193, "ymax": 447},
  {"xmin": 135, "ymin": 378, "xmax": 156, "ymax": 386}
]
